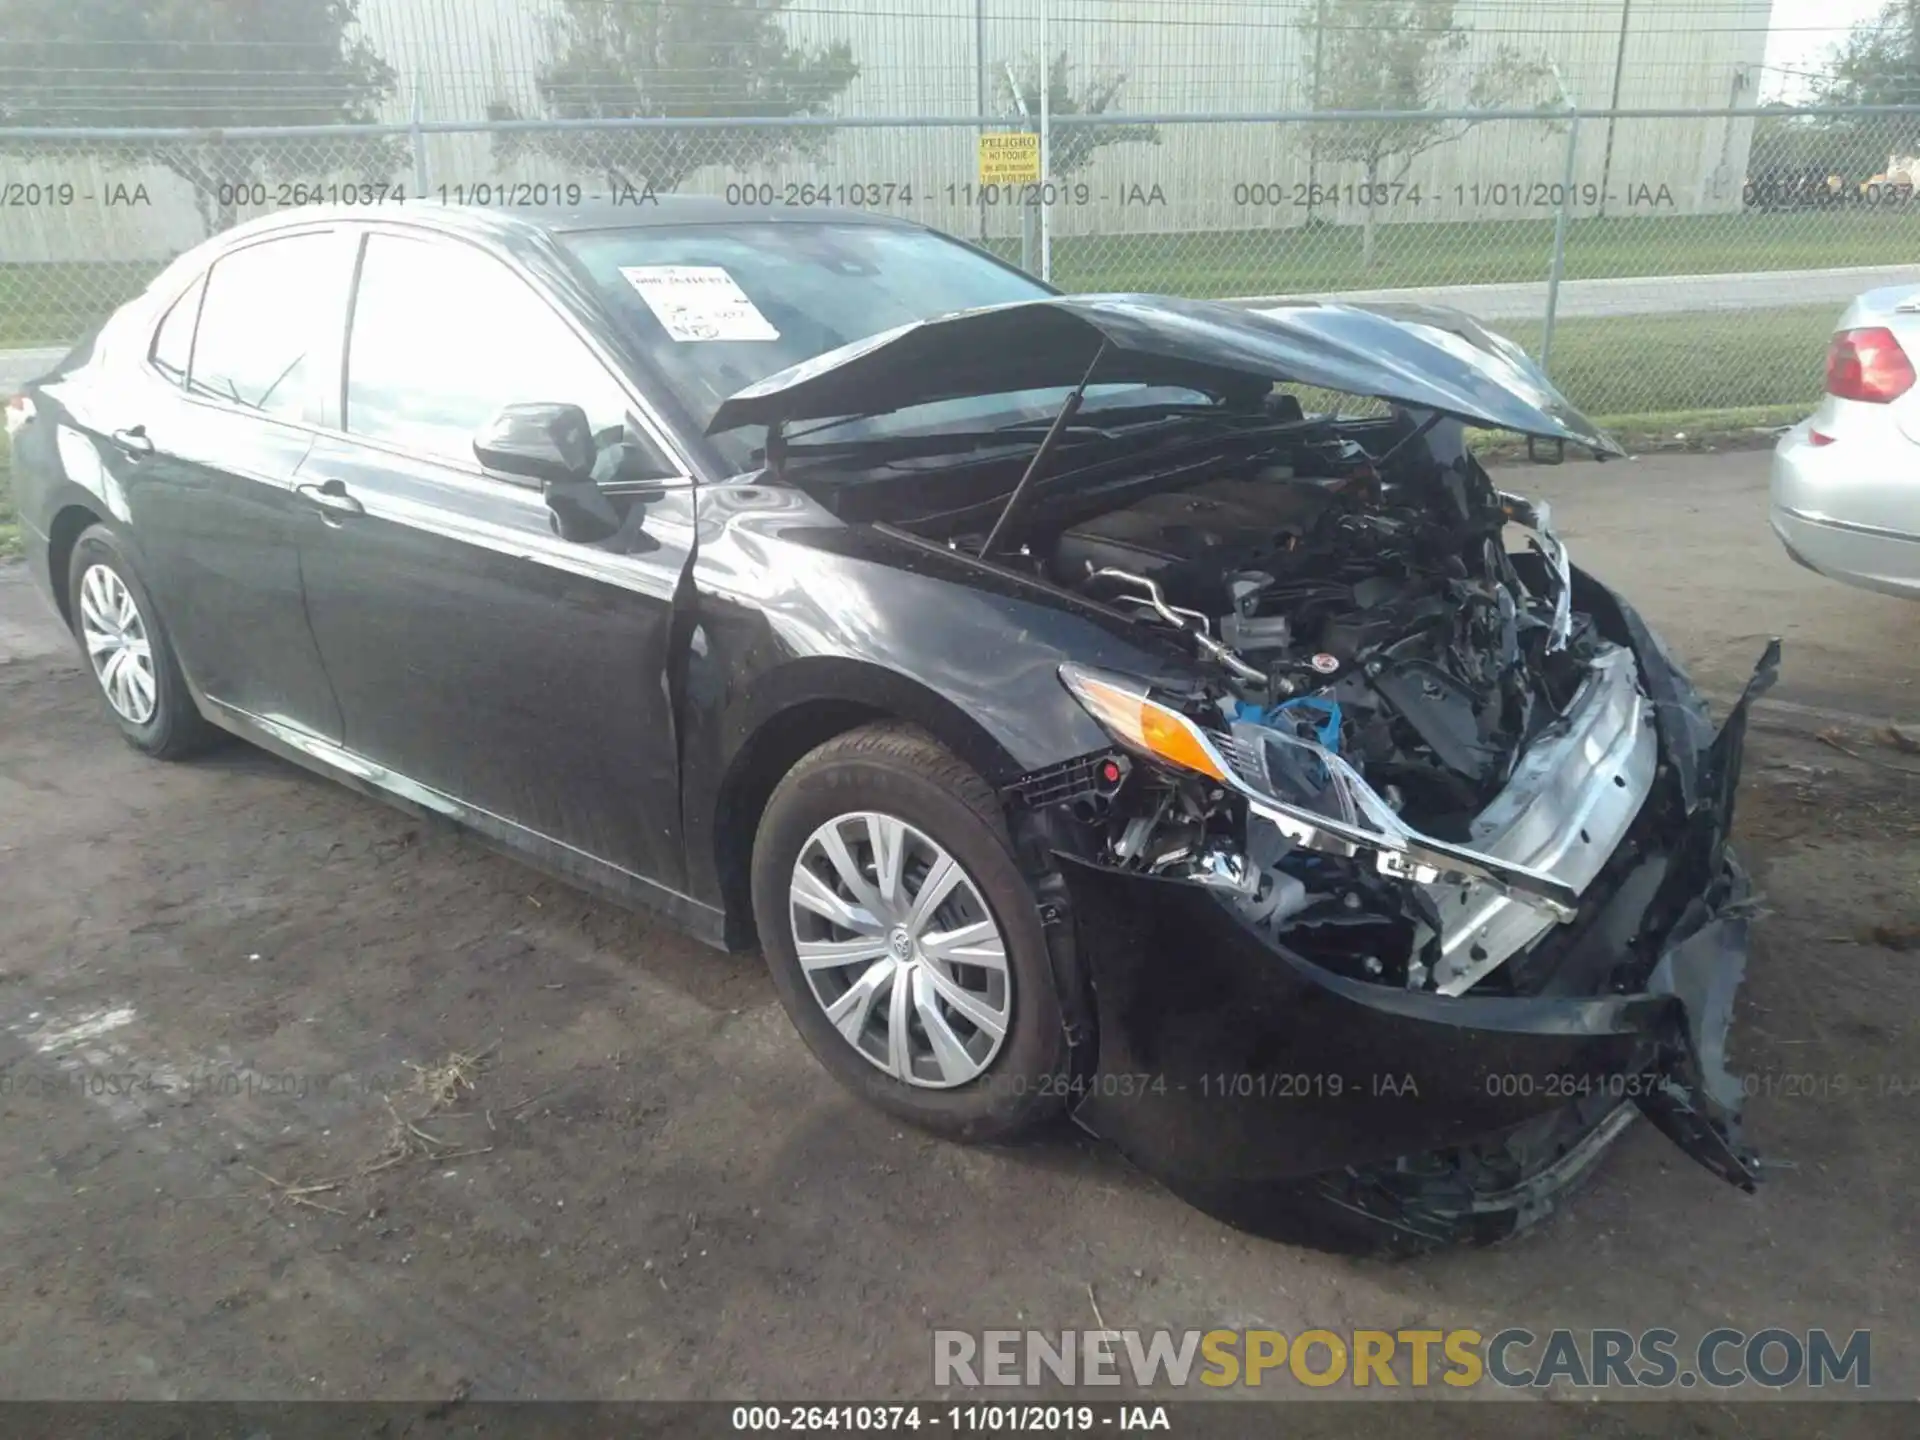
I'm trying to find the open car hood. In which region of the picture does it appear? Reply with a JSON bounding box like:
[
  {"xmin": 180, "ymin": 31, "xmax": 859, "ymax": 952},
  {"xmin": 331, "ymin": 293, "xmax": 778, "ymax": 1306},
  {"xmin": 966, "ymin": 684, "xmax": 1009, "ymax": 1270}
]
[{"xmin": 706, "ymin": 293, "xmax": 1625, "ymax": 457}]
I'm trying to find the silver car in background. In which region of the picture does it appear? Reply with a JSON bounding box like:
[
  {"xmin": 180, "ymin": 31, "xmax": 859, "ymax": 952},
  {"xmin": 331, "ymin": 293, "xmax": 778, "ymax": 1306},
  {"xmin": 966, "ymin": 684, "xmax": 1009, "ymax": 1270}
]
[{"xmin": 1771, "ymin": 284, "xmax": 1920, "ymax": 599}]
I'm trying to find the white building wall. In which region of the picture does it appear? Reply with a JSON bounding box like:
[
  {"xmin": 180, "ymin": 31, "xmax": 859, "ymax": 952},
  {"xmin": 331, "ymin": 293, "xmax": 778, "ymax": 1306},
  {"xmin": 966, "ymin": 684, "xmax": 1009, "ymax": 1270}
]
[{"xmin": 2, "ymin": 0, "xmax": 1778, "ymax": 264}]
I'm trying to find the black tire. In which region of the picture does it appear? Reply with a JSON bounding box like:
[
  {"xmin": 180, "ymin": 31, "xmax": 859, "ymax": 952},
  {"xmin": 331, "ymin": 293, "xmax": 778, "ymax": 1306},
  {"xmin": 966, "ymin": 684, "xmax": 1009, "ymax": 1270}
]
[
  {"xmin": 751, "ymin": 722, "xmax": 1072, "ymax": 1142},
  {"xmin": 66, "ymin": 524, "xmax": 220, "ymax": 761}
]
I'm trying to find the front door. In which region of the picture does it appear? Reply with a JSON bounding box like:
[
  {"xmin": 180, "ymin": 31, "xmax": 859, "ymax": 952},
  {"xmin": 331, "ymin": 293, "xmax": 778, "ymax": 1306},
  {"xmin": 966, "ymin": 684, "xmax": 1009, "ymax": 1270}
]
[{"xmin": 292, "ymin": 229, "xmax": 698, "ymax": 893}]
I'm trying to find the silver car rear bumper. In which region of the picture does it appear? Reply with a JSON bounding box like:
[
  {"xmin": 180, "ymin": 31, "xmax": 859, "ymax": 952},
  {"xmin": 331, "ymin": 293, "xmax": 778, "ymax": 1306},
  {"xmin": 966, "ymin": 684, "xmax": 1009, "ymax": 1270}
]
[{"xmin": 1771, "ymin": 420, "xmax": 1920, "ymax": 600}]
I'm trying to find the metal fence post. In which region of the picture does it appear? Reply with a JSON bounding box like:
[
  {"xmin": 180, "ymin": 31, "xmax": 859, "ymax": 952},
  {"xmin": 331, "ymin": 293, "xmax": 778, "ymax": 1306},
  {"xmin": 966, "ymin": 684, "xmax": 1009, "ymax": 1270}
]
[
  {"xmin": 410, "ymin": 77, "xmax": 430, "ymax": 196},
  {"xmin": 1541, "ymin": 72, "xmax": 1580, "ymax": 379},
  {"xmin": 1002, "ymin": 62, "xmax": 1039, "ymax": 277},
  {"xmin": 1037, "ymin": 0, "xmax": 1052, "ymax": 283},
  {"xmin": 975, "ymin": 0, "xmax": 988, "ymax": 243},
  {"xmin": 1022, "ymin": 170, "xmax": 1042, "ymax": 276}
]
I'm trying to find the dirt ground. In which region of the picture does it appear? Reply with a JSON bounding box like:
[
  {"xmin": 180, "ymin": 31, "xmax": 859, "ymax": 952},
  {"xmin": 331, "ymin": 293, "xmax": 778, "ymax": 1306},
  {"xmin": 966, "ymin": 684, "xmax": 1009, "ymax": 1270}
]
[{"xmin": 0, "ymin": 450, "xmax": 1915, "ymax": 1411}]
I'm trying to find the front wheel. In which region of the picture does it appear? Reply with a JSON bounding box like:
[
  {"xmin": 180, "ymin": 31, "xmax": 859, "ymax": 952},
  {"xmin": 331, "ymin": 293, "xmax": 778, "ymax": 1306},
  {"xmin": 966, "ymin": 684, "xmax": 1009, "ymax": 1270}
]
[{"xmin": 750, "ymin": 723, "xmax": 1073, "ymax": 1142}]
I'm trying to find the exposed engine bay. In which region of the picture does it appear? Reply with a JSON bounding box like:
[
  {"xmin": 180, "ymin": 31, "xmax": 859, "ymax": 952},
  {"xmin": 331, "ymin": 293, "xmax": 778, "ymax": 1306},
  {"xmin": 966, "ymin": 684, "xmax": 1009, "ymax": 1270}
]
[
  {"xmin": 972, "ymin": 413, "xmax": 1655, "ymax": 1000},
  {"xmin": 1054, "ymin": 463, "xmax": 1594, "ymax": 835}
]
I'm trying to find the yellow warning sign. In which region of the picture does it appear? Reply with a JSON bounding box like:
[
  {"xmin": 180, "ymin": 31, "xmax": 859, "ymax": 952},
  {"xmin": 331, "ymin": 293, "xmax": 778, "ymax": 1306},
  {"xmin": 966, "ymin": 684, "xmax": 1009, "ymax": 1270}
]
[{"xmin": 978, "ymin": 131, "xmax": 1041, "ymax": 185}]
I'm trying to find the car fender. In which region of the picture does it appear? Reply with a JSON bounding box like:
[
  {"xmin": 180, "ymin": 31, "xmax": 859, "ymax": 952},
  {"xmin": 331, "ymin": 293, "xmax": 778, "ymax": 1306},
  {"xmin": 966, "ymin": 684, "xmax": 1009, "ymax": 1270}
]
[{"xmin": 677, "ymin": 481, "xmax": 1188, "ymax": 923}]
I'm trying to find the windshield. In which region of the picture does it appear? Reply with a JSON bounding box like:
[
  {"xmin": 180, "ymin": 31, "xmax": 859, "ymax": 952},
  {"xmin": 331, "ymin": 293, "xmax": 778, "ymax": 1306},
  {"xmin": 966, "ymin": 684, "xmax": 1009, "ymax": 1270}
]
[{"xmin": 563, "ymin": 221, "xmax": 1103, "ymax": 469}]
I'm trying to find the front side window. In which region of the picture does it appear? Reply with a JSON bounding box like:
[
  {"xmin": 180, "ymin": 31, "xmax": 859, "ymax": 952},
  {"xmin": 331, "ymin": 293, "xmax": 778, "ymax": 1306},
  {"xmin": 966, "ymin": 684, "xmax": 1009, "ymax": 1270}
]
[
  {"xmin": 149, "ymin": 274, "xmax": 205, "ymax": 386},
  {"xmin": 189, "ymin": 233, "xmax": 338, "ymax": 419},
  {"xmin": 345, "ymin": 233, "xmax": 666, "ymax": 479}
]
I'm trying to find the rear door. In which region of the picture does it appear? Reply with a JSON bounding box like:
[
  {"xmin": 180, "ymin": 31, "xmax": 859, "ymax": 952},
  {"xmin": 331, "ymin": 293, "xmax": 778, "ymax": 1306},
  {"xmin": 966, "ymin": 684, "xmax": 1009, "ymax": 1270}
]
[
  {"xmin": 292, "ymin": 228, "xmax": 700, "ymax": 892},
  {"xmin": 120, "ymin": 228, "xmax": 352, "ymax": 739}
]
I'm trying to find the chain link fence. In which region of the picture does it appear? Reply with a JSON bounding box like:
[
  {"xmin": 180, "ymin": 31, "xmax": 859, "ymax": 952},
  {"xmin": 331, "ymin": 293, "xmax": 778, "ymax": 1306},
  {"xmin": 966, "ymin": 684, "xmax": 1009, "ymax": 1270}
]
[{"xmin": 3, "ymin": 103, "xmax": 1918, "ymax": 428}]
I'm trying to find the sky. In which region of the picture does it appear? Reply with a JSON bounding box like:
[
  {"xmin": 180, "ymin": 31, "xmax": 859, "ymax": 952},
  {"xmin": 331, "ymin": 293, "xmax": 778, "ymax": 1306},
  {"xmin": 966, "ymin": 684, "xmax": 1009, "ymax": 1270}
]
[{"xmin": 1761, "ymin": 0, "xmax": 1891, "ymax": 97}]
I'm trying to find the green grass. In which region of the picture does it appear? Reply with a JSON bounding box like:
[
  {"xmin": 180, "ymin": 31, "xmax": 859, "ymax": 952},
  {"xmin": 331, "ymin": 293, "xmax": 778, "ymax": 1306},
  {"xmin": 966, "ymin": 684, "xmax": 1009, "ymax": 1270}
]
[
  {"xmin": 1496, "ymin": 304, "xmax": 1834, "ymax": 419},
  {"xmin": 1267, "ymin": 303, "xmax": 1829, "ymax": 441},
  {"xmin": 7, "ymin": 207, "xmax": 1909, "ymax": 350},
  {"xmin": 0, "ymin": 259, "xmax": 162, "ymax": 349},
  {"xmin": 1044, "ymin": 209, "xmax": 1920, "ymax": 298},
  {"xmin": 1587, "ymin": 402, "xmax": 1810, "ymax": 438},
  {"xmin": 0, "ymin": 433, "xmax": 20, "ymax": 562}
]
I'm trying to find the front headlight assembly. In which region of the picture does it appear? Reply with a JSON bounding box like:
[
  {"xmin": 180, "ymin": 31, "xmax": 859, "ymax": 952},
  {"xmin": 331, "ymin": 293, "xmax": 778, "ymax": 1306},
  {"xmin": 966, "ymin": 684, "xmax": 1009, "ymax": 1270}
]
[{"xmin": 1058, "ymin": 662, "xmax": 1580, "ymax": 920}]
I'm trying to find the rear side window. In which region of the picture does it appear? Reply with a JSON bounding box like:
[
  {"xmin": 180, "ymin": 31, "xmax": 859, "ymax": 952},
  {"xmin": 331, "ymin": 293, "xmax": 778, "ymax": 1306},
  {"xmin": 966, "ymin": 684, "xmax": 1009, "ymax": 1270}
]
[
  {"xmin": 189, "ymin": 232, "xmax": 339, "ymax": 420},
  {"xmin": 149, "ymin": 275, "xmax": 205, "ymax": 385},
  {"xmin": 344, "ymin": 233, "xmax": 662, "ymax": 476}
]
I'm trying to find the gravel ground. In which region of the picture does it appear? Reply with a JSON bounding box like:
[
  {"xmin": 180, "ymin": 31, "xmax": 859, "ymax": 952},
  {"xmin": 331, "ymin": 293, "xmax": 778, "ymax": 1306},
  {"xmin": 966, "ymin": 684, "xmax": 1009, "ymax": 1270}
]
[{"xmin": 0, "ymin": 450, "xmax": 1914, "ymax": 1415}]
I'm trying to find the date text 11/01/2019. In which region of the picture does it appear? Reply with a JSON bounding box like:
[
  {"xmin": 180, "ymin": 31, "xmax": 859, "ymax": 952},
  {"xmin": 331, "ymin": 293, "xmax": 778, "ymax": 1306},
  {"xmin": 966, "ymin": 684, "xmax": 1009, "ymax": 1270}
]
[
  {"xmin": 1231, "ymin": 180, "xmax": 1680, "ymax": 209},
  {"xmin": 4, "ymin": 178, "xmax": 1697, "ymax": 213}
]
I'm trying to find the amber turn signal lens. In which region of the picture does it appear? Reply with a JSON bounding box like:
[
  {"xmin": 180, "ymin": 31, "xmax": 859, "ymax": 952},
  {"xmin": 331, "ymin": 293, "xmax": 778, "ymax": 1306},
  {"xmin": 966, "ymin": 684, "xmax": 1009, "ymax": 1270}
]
[{"xmin": 1058, "ymin": 666, "xmax": 1230, "ymax": 784}]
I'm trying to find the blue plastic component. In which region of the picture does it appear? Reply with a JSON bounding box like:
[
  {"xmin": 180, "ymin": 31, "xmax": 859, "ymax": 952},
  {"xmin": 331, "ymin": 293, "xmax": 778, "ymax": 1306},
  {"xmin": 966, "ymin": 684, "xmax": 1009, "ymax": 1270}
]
[{"xmin": 1234, "ymin": 696, "xmax": 1343, "ymax": 753}]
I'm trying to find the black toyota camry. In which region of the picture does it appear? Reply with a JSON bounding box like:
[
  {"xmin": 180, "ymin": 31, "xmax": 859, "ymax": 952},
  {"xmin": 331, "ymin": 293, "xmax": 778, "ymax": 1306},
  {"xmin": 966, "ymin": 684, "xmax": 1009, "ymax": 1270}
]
[{"xmin": 7, "ymin": 198, "xmax": 1777, "ymax": 1253}]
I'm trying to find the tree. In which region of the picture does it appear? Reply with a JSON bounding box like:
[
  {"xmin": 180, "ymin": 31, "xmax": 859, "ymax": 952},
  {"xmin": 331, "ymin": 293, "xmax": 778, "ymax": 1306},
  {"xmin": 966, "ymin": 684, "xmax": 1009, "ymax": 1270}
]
[
  {"xmin": 1747, "ymin": 107, "xmax": 1889, "ymax": 204},
  {"xmin": 1743, "ymin": 4, "xmax": 1920, "ymax": 206},
  {"xmin": 0, "ymin": 0, "xmax": 397, "ymax": 235},
  {"xmin": 1821, "ymin": 1, "xmax": 1920, "ymax": 108},
  {"xmin": 1299, "ymin": 0, "xmax": 1559, "ymax": 267},
  {"xmin": 1807, "ymin": 2, "xmax": 1920, "ymax": 168},
  {"xmin": 993, "ymin": 53, "xmax": 1159, "ymax": 177},
  {"xmin": 488, "ymin": 0, "xmax": 858, "ymax": 195}
]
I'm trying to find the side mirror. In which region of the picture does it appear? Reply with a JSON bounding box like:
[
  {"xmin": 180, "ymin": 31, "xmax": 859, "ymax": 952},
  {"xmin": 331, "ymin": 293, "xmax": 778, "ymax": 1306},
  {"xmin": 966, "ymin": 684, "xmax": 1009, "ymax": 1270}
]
[
  {"xmin": 476, "ymin": 402, "xmax": 620, "ymax": 542},
  {"xmin": 474, "ymin": 402, "xmax": 596, "ymax": 487}
]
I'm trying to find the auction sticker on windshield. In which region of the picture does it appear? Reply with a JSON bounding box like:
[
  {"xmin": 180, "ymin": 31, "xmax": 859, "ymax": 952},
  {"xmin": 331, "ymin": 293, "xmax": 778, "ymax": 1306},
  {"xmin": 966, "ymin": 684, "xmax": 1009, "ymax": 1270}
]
[{"xmin": 618, "ymin": 265, "xmax": 780, "ymax": 342}]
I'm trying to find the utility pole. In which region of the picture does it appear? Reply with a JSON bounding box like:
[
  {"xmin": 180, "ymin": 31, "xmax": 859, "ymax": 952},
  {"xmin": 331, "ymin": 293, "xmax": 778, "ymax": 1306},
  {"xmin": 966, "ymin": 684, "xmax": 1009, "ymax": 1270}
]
[
  {"xmin": 1911, "ymin": 0, "xmax": 1920, "ymax": 97},
  {"xmin": 1305, "ymin": 0, "xmax": 1327, "ymax": 222},
  {"xmin": 1597, "ymin": 0, "xmax": 1633, "ymax": 219}
]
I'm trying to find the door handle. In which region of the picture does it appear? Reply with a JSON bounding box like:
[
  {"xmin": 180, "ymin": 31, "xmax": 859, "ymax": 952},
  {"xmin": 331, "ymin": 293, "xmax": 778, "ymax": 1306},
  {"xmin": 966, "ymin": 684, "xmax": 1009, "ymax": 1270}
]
[
  {"xmin": 111, "ymin": 425, "xmax": 154, "ymax": 457},
  {"xmin": 295, "ymin": 478, "xmax": 366, "ymax": 519}
]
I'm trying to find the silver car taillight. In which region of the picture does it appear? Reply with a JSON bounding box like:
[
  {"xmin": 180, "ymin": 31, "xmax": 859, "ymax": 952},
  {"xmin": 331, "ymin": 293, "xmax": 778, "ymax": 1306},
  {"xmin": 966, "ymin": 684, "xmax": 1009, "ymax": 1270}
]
[
  {"xmin": 1826, "ymin": 328, "xmax": 1916, "ymax": 404},
  {"xmin": 3, "ymin": 393, "xmax": 32, "ymax": 437}
]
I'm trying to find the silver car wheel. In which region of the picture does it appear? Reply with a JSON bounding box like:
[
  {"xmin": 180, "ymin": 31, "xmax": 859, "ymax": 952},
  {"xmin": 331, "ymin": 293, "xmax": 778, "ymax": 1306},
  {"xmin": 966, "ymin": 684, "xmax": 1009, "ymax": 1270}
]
[
  {"xmin": 789, "ymin": 811, "xmax": 1012, "ymax": 1088},
  {"xmin": 78, "ymin": 563, "xmax": 157, "ymax": 726}
]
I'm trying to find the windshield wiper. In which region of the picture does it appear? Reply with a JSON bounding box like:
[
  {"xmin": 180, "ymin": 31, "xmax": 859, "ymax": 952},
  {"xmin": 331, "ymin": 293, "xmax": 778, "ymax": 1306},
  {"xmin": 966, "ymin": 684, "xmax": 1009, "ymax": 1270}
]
[{"xmin": 981, "ymin": 342, "xmax": 1109, "ymax": 558}]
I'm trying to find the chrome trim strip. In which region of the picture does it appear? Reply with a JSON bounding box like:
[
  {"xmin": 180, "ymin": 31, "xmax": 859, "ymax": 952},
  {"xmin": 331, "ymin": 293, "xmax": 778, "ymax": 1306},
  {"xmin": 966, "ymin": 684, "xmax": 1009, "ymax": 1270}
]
[{"xmin": 1777, "ymin": 504, "xmax": 1920, "ymax": 546}]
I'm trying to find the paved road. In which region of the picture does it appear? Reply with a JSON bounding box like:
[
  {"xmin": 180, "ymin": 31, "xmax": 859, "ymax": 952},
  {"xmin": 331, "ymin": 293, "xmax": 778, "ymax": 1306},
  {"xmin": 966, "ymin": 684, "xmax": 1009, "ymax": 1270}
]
[
  {"xmin": 1232, "ymin": 263, "xmax": 1920, "ymax": 322},
  {"xmin": 0, "ymin": 347, "xmax": 65, "ymax": 393}
]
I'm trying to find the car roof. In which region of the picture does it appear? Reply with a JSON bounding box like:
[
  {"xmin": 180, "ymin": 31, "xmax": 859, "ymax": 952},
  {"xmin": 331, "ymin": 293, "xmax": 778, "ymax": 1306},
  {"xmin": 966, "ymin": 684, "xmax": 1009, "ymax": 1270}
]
[{"xmin": 217, "ymin": 195, "xmax": 925, "ymax": 250}]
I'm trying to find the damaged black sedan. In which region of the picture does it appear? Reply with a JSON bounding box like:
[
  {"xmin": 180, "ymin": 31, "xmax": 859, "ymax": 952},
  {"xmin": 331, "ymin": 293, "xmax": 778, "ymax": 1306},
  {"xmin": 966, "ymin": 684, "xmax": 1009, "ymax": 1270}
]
[{"xmin": 9, "ymin": 201, "xmax": 1775, "ymax": 1253}]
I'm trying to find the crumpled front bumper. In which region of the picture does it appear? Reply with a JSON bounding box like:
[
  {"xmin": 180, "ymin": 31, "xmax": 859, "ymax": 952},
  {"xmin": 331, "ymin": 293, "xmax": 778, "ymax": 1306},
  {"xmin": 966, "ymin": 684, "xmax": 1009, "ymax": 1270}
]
[{"xmin": 1061, "ymin": 574, "xmax": 1778, "ymax": 1245}]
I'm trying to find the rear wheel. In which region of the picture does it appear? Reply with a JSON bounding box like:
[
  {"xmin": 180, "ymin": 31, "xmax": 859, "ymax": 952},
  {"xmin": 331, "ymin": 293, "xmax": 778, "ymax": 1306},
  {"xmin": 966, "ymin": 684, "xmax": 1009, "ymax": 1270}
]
[
  {"xmin": 751, "ymin": 723, "xmax": 1072, "ymax": 1141},
  {"xmin": 66, "ymin": 525, "xmax": 219, "ymax": 760}
]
